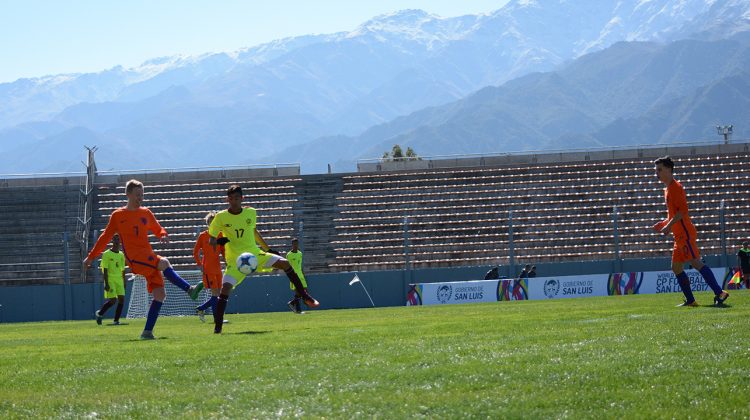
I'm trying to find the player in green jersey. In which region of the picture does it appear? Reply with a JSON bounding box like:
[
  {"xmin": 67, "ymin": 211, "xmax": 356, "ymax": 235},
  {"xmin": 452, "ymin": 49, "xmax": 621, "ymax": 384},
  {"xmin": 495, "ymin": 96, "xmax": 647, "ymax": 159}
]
[
  {"xmin": 286, "ymin": 238, "xmax": 308, "ymax": 314},
  {"xmin": 208, "ymin": 185, "xmax": 319, "ymax": 333},
  {"xmin": 95, "ymin": 234, "xmax": 126, "ymax": 325}
]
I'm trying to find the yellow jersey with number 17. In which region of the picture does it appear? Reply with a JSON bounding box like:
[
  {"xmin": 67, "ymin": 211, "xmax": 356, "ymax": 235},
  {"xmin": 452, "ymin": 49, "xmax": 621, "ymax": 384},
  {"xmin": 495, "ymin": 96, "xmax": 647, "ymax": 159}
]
[{"xmin": 208, "ymin": 207, "xmax": 259, "ymax": 257}]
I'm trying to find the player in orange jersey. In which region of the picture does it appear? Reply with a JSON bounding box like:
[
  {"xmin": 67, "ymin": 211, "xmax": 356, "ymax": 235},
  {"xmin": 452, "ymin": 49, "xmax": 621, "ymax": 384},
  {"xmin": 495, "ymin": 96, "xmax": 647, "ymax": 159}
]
[
  {"xmin": 193, "ymin": 211, "xmax": 225, "ymax": 322},
  {"xmin": 83, "ymin": 179, "xmax": 201, "ymax": 339},
  {"xmin": 652, "ymin": 156, "xmax": 729, "ymax": 307}
]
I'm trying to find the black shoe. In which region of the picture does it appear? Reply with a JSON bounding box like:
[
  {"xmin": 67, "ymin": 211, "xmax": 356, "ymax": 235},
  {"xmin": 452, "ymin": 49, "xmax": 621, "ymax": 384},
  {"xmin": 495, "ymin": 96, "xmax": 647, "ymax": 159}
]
[
  {"xmin": 294, "ymin": 299, "xmax": 304, "ymax": 314},
  {"xmin": 95, "ymin": 311, "xmax": 103, "ymax": 325},
  {"xmin": 714, "ymin": 291, "xmax": 729, "ymax": 306},
  {"xmin": 287, "ymin": 298, "xmax": 302, "ymax": 314}
]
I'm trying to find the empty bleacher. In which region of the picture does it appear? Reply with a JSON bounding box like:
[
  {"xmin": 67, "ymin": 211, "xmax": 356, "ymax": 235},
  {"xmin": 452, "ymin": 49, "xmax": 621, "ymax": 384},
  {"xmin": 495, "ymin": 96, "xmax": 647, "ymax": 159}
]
[
  {"xmin": 0, "ymin": 179, "xmax": 83, "ymax": 285},
  {"xmin": 90, "ymin": 171, "xmax": 303, "ymax": 274},
  {"xmin": 331, "ymin": 146, "xmax": 750, "ymax": 271},
  {"xmin": 1, "ymin": 142, "xmax": 747, "ymax": 285}
]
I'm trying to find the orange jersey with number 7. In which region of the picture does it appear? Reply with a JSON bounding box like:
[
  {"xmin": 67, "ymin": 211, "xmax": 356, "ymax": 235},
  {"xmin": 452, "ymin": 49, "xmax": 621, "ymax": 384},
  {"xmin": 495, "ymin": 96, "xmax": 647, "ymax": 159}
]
[{"xmin": 87, "ymin": 207, "xmax": 166, "ymax": 268}]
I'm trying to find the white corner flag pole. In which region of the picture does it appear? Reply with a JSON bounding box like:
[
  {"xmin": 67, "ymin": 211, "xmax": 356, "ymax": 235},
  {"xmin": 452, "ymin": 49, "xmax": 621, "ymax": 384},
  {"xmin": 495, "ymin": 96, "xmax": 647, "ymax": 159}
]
[{"xmin": 349, "ymin": 273, "xmax": 375, "ymax": 307}]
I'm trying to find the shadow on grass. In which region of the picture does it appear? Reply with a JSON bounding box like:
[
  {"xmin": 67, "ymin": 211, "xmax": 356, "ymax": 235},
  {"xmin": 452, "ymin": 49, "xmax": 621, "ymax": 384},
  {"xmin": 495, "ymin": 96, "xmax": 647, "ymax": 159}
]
[
  {"xmin": 106, "ymin": 323, "xmax": 130, "ymax": 326},
  {"xmin": 126, "ymin": 336, "xmax": 168, "ymax": 342},
  {"xmin": 704, "ymin": 303, "xmax": 732, "ymax": 309},
  {"xmin": 232, "ymin": 330, "xmax": 273, "ymax": 335}
]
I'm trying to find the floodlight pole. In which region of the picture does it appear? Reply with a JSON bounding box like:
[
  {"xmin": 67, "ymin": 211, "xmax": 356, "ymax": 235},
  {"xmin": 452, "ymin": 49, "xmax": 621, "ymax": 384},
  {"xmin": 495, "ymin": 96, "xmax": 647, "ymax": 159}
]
[
  {"xmin": 716, "ymin": 125, "xmax": 733, "ymax": 144},
  {"xmin": 719, "ymin": 199, "xmax": 727, "ymax": 268},
  {"xmin": 508, "ymin": 210, "xmax": 515, "ymax": 276},
  {"xmin": 403, "ymin": 216, "xmax": 410, "ymax": 270},
  {"xmin": 63, "ymin": 232, "xmax": 73, "ymax": 321},
  {"xmin": 613, "ymin": 206, "xmax": 622, "ymax": 272}
]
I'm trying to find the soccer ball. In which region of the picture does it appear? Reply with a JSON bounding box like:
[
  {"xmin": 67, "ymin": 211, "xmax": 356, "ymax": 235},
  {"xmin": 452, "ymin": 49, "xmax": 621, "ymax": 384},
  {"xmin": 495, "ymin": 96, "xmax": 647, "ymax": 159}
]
[{"xmin": 236, "ymin": 252, "xmax": 258, "ymax": 275}]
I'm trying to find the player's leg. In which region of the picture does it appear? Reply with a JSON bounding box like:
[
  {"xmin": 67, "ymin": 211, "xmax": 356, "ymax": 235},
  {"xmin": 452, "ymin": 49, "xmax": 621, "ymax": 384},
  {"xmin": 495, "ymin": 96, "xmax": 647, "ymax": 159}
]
[
  {"xmin": 196, "ymin": 272, "xmax": 220, "ymax": 322},
  {"xmin": 157, "ymin": 257, "xmax": 200, "ymax": 300},
  {"xmin": 213, "ymin": 278, "xmax": 236, "ymax": 334},
  {"xmin": 672, "ymin": 253, "xmax": 697, "ymax": 307},
  {"xmin": 114, "ymin": 295, "xmax": 125, "ymax": 324},
  {"xmin": 272, "ymin": 257, "xmax": 319, "ymax": 308},
  {"xmin": 688, "ymin": 257, "xmax": 727, "ymax": 304},
  {"xmin": 96, "ymin": 297, "xmax": 116, "ymax": 325},
  {"xmin": 141, "ymin": 270, "xmax": 167, "ymax": 339},
  {"xmin": 673, "ymin": 238, "xmax": 702, "ymax": 306},
  {"xmin": 110, "ymin": 278, "xmax": 126, "ymax": 324}
]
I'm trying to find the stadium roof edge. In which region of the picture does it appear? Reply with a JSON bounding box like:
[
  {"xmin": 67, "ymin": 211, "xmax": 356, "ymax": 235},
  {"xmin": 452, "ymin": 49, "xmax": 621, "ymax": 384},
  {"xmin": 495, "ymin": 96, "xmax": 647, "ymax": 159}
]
[
  {"xmin": 357, "ymin": 139, "xmax": 750, "ymax": 173},
  {"xmin": 0, "ymin": 163, "xmax": 301, "ymax": 188}
]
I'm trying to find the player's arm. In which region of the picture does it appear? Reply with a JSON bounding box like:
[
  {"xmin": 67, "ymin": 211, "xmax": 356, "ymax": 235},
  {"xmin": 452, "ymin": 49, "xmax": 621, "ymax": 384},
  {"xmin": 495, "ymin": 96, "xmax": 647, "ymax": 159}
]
[
  {"xmin": 147, "ymin": 209, "xmax": 169, "ymax": 243},
  {"xmin": 193, "ymin": 236, "xmax": 203, "ymax": 267},
  {"xmin": 254, "ymin": 228, "xmax": 272, "ymax": 253},
  {"xmin": 207, "ymin": 215, "xmax": 225, "ymax": 250},
  {"xmin": 660, "ymin": 211, "xmax": 684, "ymax": 235},
  {"xmin": 84, "ymin": 215, "xmax": 117, "ymax": 268},
  {"xmin": 102, "ymin": 267, "xmax": 110, "ymax": 291}
]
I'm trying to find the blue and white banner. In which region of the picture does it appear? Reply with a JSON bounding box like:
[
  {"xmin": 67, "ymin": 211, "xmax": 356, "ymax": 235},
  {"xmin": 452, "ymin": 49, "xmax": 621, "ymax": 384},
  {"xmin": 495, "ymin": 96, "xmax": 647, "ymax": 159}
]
[
  {"xmin": 527, "ymin": 274, "xmax": 608, "ymax": 300},
  {"xmin": 407, "ymin": 268, "xmax": 729, "ymax": 306},
  {"xmin": 411, "ymin": 280, "xmax": 501, "ymax": 306}
]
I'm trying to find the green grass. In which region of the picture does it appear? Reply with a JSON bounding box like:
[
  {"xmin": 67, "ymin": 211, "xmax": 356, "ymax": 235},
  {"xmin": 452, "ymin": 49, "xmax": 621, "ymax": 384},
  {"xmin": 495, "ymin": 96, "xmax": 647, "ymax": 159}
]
[{"xmin": 1, "ymin": 291, "xmax": 749, "ymax": 419}]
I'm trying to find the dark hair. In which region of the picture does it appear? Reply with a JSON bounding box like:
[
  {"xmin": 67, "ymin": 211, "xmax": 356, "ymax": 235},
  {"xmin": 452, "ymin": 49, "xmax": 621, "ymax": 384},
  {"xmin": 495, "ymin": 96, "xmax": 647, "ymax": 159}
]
[
  {"xmin": 291, "ymin": 238, "xmax": 299, "ymax": 243},
  {"xmin": 654, "ymin": 156, "xmax": 674, "ymax": 170},
  {"xmin": 744, "ymin": 241, "xmax": 749, "ymax": 247},
  {"xmin": 227, "ymin": 185, "xmax": 243, "ymax": 196}
]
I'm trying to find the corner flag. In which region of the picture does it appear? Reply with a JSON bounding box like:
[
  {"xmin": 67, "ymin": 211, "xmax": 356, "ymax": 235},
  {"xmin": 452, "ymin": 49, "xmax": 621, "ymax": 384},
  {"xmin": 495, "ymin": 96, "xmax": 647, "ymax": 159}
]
[{"xmin": 349, "ymin": 273, "xmax": 374, "ymax": 307}]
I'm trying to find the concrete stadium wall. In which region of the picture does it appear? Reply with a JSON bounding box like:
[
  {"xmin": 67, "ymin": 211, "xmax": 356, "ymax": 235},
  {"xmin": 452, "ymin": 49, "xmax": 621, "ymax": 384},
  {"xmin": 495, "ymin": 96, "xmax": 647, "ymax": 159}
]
[{"xmin": 0, "ymin": 255, "xmax": 728, "ymax": 323}]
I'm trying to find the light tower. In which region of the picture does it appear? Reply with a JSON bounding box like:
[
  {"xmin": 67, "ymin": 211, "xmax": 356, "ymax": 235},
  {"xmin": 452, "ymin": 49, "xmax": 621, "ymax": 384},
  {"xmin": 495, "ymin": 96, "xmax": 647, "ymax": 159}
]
[{"xmin": 716, "ymin": 125, "xmax": 733, "ymax": 144}]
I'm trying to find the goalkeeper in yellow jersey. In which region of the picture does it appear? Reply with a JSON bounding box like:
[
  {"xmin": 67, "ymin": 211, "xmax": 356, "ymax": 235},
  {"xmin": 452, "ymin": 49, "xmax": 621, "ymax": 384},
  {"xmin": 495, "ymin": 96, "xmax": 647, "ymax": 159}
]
[
  {"xmin": 208, "ymin": 185, "xmax": 319, "ymax": 334},
  {"xmin": 286, "ymin": 238, "xmax": 308, "ymax": 314}
]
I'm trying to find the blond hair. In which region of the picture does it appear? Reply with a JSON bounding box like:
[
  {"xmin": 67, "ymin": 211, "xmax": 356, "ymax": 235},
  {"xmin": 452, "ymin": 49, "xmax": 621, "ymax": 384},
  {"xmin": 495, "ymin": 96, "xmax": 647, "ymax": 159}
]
[
  {"xmin": 125, "ymin": 179, "xmax": 144, "ymax": 194},
  {"xmin": 205, "ymin": 211, "xmax": 217, "ymax": 226}
]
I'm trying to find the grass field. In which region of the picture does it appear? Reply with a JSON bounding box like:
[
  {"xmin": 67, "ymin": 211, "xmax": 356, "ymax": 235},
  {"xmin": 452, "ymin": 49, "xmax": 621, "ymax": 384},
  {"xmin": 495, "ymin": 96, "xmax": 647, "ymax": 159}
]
[{"xmin": 1, "ymin": 291, "xmax": 749, "ymax": 419}]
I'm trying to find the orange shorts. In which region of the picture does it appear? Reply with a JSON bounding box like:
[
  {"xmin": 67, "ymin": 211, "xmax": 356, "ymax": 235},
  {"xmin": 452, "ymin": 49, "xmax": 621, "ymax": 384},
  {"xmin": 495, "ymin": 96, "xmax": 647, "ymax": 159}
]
[
  {"xmin": 202, "ymin": 270, "xmax": 223, "ymax": 289},
  {"xmin": 672, "ymin": 235, "xmax": 700, "ymax": 263},
  {"xmin": 127, "ymin": 251, "xmax": 164, "ymax": 293}
]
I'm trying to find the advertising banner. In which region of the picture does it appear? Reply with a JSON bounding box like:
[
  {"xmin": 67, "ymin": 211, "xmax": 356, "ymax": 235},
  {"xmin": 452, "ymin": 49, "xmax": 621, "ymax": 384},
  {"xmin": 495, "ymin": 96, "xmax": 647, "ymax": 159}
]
[
  {"xmin": 613, "ymin": 268, "xmax": 725, "ymax": 295},
  {"xmin": 527, "ymin": 274, "xmax": 609, "ymax": 300},
  {"xmin": 407, "ymin": 268, "xmax": 729, "ymax": 306},
  {"xmin": 407, "ymin": 280, "xmax": 504, "ymax": 306}
]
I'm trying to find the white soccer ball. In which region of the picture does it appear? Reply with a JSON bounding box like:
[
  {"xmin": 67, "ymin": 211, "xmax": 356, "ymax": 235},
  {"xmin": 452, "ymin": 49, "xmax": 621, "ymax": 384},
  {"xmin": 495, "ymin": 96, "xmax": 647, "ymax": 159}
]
[{"xmin": 236, "ymin": 252, "xmax": 258, "ymax": 275}]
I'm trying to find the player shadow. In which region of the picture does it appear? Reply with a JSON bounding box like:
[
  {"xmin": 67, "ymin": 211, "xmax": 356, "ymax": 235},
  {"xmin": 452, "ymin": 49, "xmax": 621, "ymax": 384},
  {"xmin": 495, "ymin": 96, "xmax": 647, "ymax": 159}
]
[
  {"xmin": 126, "ymin": 336, "xmax": 168, "ymax": 342},
  {"xmin": 704, "ymin": 303, "xmax": 732, "ymax": 309},
  {"xmin": 106, "ymin": 323, "xmax": 129, "ymax": 326},
  {"xmin": 232, "ymin": 330, "xmax": 273, "ymax": 335}
]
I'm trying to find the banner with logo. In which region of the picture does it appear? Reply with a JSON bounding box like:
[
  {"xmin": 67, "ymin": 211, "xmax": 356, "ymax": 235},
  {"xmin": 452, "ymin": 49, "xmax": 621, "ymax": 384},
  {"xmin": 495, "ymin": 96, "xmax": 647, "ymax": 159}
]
[
  {"xmin": 407, "ymin": 280, "xmax": 503, "ymax": 306},
  {"xmin": 605, "ymin": 268, "xmax": 729, "ymax": 295},
  {"xmin": 527, "ymin": 274, "xmax": 608, "ymax": 300},
  {"xmin": 407, "ymin": 267, "xmax": 729, "ymax": 306}
]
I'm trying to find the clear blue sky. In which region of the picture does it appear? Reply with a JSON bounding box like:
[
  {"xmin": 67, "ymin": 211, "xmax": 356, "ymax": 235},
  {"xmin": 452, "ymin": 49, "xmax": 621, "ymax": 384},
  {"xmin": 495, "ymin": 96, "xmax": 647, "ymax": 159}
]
[{"xmin": 0, "ymin": 0, "xmax": 509, "ymax": 83}]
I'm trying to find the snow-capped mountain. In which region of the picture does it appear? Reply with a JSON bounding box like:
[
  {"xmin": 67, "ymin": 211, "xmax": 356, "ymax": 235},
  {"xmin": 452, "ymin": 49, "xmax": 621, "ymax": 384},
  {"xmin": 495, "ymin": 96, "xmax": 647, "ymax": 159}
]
[{"xmin": 0, "ymin": 0, "xmax": 748, "ymax": 173}]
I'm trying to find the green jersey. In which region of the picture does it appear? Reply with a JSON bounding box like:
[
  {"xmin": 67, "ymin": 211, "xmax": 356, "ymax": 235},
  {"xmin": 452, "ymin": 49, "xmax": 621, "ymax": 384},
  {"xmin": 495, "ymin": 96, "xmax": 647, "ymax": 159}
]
[
  {"xmin": 101, "ymin": 249, "xmax": 125, "ymax": 283},
  {"xmin": 287, "ymin": 250, "xmax": 303, "ymax": 274},
  {"xmin": 209, "ymin": 207, "xmax": 259, "ymax": 257},
  {"xmin": 286, "ymin": 249, "xmax": 306, "ymax": 289}
]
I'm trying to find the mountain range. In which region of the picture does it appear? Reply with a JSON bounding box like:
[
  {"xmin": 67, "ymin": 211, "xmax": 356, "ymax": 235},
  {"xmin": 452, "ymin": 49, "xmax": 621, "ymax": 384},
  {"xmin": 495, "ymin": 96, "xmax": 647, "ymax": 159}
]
[{"xmin": 0, "ymin": 0, "xmax": 748, "ymax": 174}]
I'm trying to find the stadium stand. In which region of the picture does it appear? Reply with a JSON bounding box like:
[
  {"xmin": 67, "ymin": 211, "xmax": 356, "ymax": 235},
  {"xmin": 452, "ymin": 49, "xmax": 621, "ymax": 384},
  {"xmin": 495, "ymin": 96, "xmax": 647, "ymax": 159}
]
[
  {"xmin": 0, "ymin": 141, "xmax": 747, "ymax": 284},
  {"xmin": 0, "ymin": 178, "xmax": 83, "ymax": 285}
]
